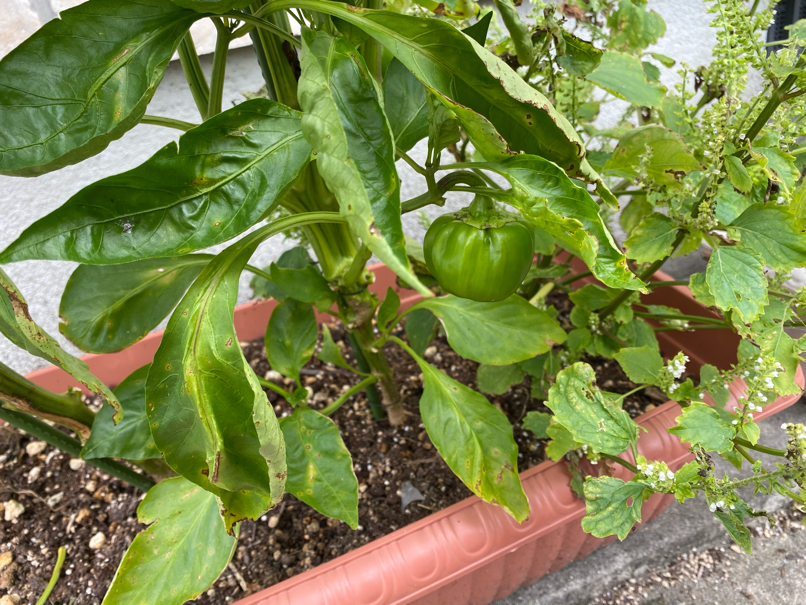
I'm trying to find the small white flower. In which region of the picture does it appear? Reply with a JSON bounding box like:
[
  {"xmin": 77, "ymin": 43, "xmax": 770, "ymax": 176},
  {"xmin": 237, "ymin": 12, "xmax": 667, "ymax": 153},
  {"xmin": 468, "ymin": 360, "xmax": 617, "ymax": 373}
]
[
  {"xmin": 709, "ymin": 503, "xmax": 717, "ymax": 512},
  {"xmin": 802, "ymin": 453, "xmax": 806, "ymax": 459},
  {"xmin": 748, "ymin": 403, "xmax": 755, "ymax": 410},
  {"xmin": 782, "ymin": 423, "xmax": 789, "ymax": 430},
  {"xmin": 747, "ymin": 413, "xmax": 754, "ymax": 420},
  {"xmin": 730, "ymin": 504, "xmax": 735, "ymax": 510},
  {"xmin": 756, "ymin": 357, "xmax": 763, "ymax": 363},
  {"xmin": 650, "ymin": 482, "xmax": 655, "ymax": 488},
  {"xmin": 777, "ymin": 196, "xmax": 784, "ymax": 204},
  {"xmin": 699, "ymin": 393, "xmax": 705, "ymax": 399},
  {"xmin": 732, "ymin": 420, "xmax": 738, "ymax": 425},
  {"xmin": 761, "ymin": 396, "xmax": 767, "ymax": 403},
  {"xmin": 717, "ymin": 500, "xmax": 725, "ymax": 508},
  {"xmin": 647, "ymin": 464, "xmax": 654, "ymax": 472},
  {"xmin": 666, "ymin": 471, "xmax": 675, "ymax": 480}
]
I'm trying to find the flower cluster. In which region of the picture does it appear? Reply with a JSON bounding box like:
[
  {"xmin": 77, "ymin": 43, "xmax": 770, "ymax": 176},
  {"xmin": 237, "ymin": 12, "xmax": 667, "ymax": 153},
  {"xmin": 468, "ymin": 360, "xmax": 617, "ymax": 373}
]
[
  {"xmin": 781, "ymin": 422, "xmax": 806, "ymax": 461},
  {"xmin": 636, "ymin": 456, "xmax": 676, "ymax": 491},
  {"xmin": 657, "ymin": 352, "xmax": 690, "ymax": 395}
]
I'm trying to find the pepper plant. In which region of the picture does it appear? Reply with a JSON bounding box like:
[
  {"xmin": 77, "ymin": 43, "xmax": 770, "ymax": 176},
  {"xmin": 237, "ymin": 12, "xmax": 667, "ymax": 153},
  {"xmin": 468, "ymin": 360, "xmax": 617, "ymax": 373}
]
[{"xmin": 1, "ymin": 0, "xmax": 806, "ymax": 602}]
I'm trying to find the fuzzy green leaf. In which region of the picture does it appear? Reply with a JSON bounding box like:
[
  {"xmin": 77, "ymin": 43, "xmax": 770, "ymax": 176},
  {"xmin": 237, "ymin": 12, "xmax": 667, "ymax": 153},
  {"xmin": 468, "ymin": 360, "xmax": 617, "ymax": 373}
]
[
  {"xmin": 668, "ymin": 402, "xmax": 734, "ymax": 452},
  {"xmin": 522, "ymin": 411, "xmax": 552, "ymax": 439},
  {"xmin": 412, "ymin": 355, "xmax": 529, "ymax": 522},
  {"xmin": 417, "ymin": 294, "xmax": 567, "ymax": 365},
  {"xmin": 724, "ymin": 156, "xmax": 753, "ymax": 193},
  {"xmin": 545, "ymin": 422, "xmax": 578, "ymax": 461},
  {"xmin": 586, "ymin": 52, "xmax": 666, "ymax": 108},
  {"xmin": 605, "ymin": 125, "xmax": 700, "ymax": 187},
  {"xmin": 705, "ymin": 245, "xmax": 768, "ymax": 322},
  {"xmin": 0, "ymin": 267, "xmax": 121, "ymax": 422},
  {"xmin": 728, "ymin": 204, "xmax": 806, "ymax": 272},
  {"xmin": 102, "ymin": 477, "xmax": 236, "ymax": 605},
  {"xmin": 754, "ymin": 303, "xmax": 803, "ymax": 396},
  {"xmin": 556, "ymin": 31, "xmax": 602, "ymax": 76},
  {"xmin": 750, "ymin": 146, "xmax": 799, "ymax": 194},
  {"xmin": 59, "ymin": 256, "xmax": 208, "ymax": 354},
  {"xmin": 266, "ymin": 299, "xmax": 317, "ymax": 385},
  {"xmin": 0, "ymin": 0, "xmax": 198, "ymax": 177},
  {"xmin": 546, "ymin": 363, "xmax": 639, "ymax": 455},
  {"xmin": 581, "ymin": 476, "xmax": 646, "ymax": 540},
  {"xmin": 82, "ymin": 365, "xmax": 159, "ymax": 461},
  {"xmin": 280, "ymin": 407, "xmax": 359, "ymax": 528},
  {"xmin": 624, "ymin": 213, "xmax": 678, "ymax": 263},
  {"xmin": 614, "ymin": 346, "xmax": 664, "ymax": 385},
  {"xmin": 1, "ymin": 100, "xmax": 311, "ymax": 265}
]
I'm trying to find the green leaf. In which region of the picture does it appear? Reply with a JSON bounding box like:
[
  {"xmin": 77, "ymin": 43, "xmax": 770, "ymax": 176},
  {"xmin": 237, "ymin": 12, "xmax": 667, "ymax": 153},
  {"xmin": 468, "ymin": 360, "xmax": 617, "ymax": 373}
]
[
  {"xmin": 477, "ymin": 156, "xmax": 643, "ymax": 290},
  {"xmin": 82, "ymin": 365, "xmax": 159, "ymax": 461},
  {"xmin": 700, "ymin": 364, "xmax": 730, "ymax": 407},
  {"xmin": 412, "ymin": 355, "xmax": 529, "ymax": 522},
  {"xmin": 608, "ymin": 0, "xmax": 666, "ymax": 50},
  {"xmin": 620, "ymin": 196, "xmax": 653, "ymax": 236},
  {"xmin": 328, "ymin": 6, "xmax": 586, "ymax": 170},
  {"xmin": 102, "ymin": 477, "xmax": 236, "ymax": 605},
  {"xmin": 280, "ymin": 407, "xmax": 359, "ymax": 528},
  {"xmin": 724, "ymin": 156, "xmax": 753, "ymax": 193},
  {"xmin": 494, "ymin": 0, "xmax": 535, "ymax": 66},
  {"xmin": 545, "ymin": 422, "xmax": 578, "ymax": 460},
  {"xmin": 546, "ymin": 363, "xmax": 639, "ymax": 455},
  {"xmin": 476, "ymin": 364, "xmax": 525, "ymax": 395},
  {"xmin": 168, "ymin": 0, "xmax": 251, "ymax": 13},
  {"xmin": 581, "ymin": 476, "xmax": 646, "ymax": 540},
  {"xmin": 522, "ymin": 411, "xmax": 551, "ymax": 439},
  {"xmin": 0, "ymin": 267, "xmax": 121, "ymax": 422},
  {"xmin": 569, "ymin": 284, "xmax": 615, "ymax": 311},
  {"xmin": 59, "ymin": 256, "xmax": 208, "ymax": 354},
  {"xmin": 713, "ymin": 500, "xmax": 754, "ymax": 553},
  {"xmin": 750, "ymin": 146, "xmax": 799, "ymax": 194},
  {"xmin": 298, "ymin": 28, "xmax": 429, "ymax": 297},
  {"xmin": 377, "ymin": 287, "xmax": 401, "ymax": 330},
  {"xmin": 586, "ymin": 51, "xmax": 666, "ymax": 108},
  {"xmin": 624, "ymin": 213, "xmax": 678, "ymax": 263},
  {"xmin": 714, "ymin": 181, "xmax": 751, "ymax": 226},
  {"xmin": 614, "ymin": 346, "xmax": 664, "ymax": 385},
  {"xmin": 705, "ymin": 245, "xmax": 768, "ymax": 322},
  {"xmin": 270, "ymin": 264, "xmax": 336, "ymax": 309},
  {"xmin": 426, "ymin": 91, "xmax": 461, "ymax": 155},
  {"xmin": 556, "ymin": 31, "xmax": 602, "ymax": 76},
  {"xmin": 661, "ymin": 96, "xmax": 690, "ymax": 135},
  {"xmin": 617, "ymin": 318, "xmax": 659, "ymax": 350},
  {"xmin": 728, "ymin": 204, "xmax": 806, "ymax": 272},
  {"xmin": 754, "ymin": 303, "xmax": 803, "ymax": 396},
  {"xmin": 689, "ymin": 272, "xmax": 717, "ymax": 307},
  {"xmin": 648, "ymin": 52, "xmax": 675, "ymax": 68},
  {"xmin": 416, "ymin": 294, "xmax": 567, "ymax": 365},
  {"xmin": 250, "ymin": 246, "xmax": 312, "ymax": 301},
  {"xmin": 1, "ymin": 100, "xmax": 310, "ymax": 265},
  {"xmin": 0, "ymin": 0, "xmax": 198, "ymax": 177},
  {"xmin": 463, "ymin": 11, "xmax": 493, "ymax": 45},
  {"xmin": 318, "ymin": 324, "xmax": 354, "ymax": 372},
  {"xmin": 383, "ymin": 59, "xmax": 429, "ymax": 153},
  {"xmin": 147, "ymin": 229, "xmax": 287, "ymax": 531},
  {"xmin": 668, "ymin": 402, "xmax": 734, "ymax": 452},
  {"xmin": 405, "ymin": 307, "xmax": 440, "ymax": 356},
  {"xmin": 266, "ymin": 299, "xmax": 317, "ymax": 384},
  {"xmin": 605, "ymin": 125, "xmax": 700, "ymax": 187}
]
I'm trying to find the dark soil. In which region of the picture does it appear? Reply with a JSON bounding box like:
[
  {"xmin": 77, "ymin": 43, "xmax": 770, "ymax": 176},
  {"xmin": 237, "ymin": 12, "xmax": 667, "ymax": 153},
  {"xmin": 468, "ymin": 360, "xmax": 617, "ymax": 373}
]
[{"xmin": 2, "ymin": 292, "xmax": 668, "ymax": 604}]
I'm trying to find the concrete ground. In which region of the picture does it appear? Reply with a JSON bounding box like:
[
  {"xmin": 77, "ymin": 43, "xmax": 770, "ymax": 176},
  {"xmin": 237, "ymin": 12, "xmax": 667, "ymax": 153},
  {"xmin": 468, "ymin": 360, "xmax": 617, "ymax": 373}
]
[{"xmin": 495, "ymin": 399, "xmax": 806, "ymax": 605}]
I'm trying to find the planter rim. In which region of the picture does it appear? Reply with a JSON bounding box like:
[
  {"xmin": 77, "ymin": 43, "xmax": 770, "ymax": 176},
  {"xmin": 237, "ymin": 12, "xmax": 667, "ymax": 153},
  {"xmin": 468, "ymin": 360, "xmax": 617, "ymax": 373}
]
[{"xmin": 20, "ymin": 262, "xmax": 806, "ymax": 605}]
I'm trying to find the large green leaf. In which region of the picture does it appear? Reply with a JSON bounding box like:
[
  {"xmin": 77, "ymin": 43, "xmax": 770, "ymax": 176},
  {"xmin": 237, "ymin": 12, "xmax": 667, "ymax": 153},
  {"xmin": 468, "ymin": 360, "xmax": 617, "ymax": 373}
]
[
  {"xmin": 265, "ymin": 298, "xmax": 317, "ymax": 384},
  {"xmin": 668, "ymin": 402, "xmax": 733, "ymax": 452},
  {"xmin": 298, "ymin": 28, "xmax": 429, "ymax": 297},
  {"xmin": 604, "ymin": 125, "xmax": 700, "ymax": 187},
  {"xmin": 60, "ymin": 256, "xmax": 209, "ymax": 354},
  {"xmin": 556, "ymin": 31, "xmax": 602, "ymax": 76},
  {"xmin": 749, "ymin": 146, "xmax": 799, "ymax": 194},
  {"xmin": 494, "ymin": 0, "xmax": 535, "ymax": 66},
  {"xmin": 82, "ymin": 365, "xmax": 159, "ymax": 461},
  {"xmin": 587, "ymin": 51, "xmax": 666, "ymax": 107},
  {"xmin": 753, "ymin": 302, "xmax": 803, "ymax": 396},
  {"xmin": 416, "ymin": 294, "xmax": 566, "ymax": 365},
  {"xmin": 546, "ymin": 362, "xmax": 639, "ymax": 455},
  {"xmin": 102, "ymin": 477, "xmax": 236, "ymax": 605},
  {"xmin": 383, "ymin": 59, "xmax": 429, "ymax": 153},
  {"xmin": 0, "ymin": 100, "xmax": 311, "ymax": 265},
  {"xmin": 624, "ymin": 213, "xmax": 678, "ymax": 263},
  {"xmin": 476, "ymin": 156, "xmax": 643, "ymax": 290},
  {"xmin": 705, "ymin": 245, "xmax": 768, "ymax": 322},
  {"xmin": 581, "ymin": 476, "xmax": 646, "ymax": 540},
  {"xmin": 0, "ymin": 268, "xmax": 121, "ymax": 422},
  {"xmin": 613, "ymin": 346, "xmax": 663, "ymax": 385},
  {"xmin": 476, "ymin": 364, "xmax": 525, "ymax": 395},
  {"xmin": 411, "ymin": 353, "xmax": 529, "ymax": 522},
  {"xmin": 304, "ymin": 4, "xmax": 586, "ymax": 171},
  {"xmin": 0, "ymin": 0, "xmax": 198, "ymax": 177},
  {"xmin": 280, "ymin": 407, "xmax": 359, "ymax": 527},
  {"xmin": 146, "ymin": 226, "xmax": 289, "ymax": 531},
  {"xmin": 404, "ymin": 307, "xmax": 440, "ymax": 356},
  {"xmin": 728, "ymin": 204, "xmax": 806, "ymax": 272},
  {"xmin": 169, "ymin": 0, "xmax": 252, "ymax": 12}
]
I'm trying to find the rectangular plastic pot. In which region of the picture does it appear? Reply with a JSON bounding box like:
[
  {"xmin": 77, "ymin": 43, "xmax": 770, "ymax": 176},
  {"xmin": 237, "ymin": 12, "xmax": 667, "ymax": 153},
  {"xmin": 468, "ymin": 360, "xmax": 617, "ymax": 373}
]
[{"xmin": 23, "ymin": 264, "xmax": 805, "ymax": 605}]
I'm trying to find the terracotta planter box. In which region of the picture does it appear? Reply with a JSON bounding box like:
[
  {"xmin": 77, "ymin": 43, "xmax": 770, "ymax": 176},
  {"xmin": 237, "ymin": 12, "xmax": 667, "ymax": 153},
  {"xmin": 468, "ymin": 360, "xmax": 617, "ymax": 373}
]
[{"xmin": 24, "ymin": 264, "xmax": 805, "ymax": 605}]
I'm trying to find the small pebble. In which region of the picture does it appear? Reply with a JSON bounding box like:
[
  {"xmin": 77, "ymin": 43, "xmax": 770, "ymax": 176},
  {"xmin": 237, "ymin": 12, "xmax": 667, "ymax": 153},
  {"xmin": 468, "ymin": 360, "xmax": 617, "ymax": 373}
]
[
  {"xmin": 88, "ymin": 532, "xmax": 106, "ymax": 550},
  {"xmin": 85, "ymin": 480, "xmax": 98, "ymax": 493},
  {"xmin": 423, "ymin": 346, "xmax": 437, "ymax": 358},
  {"xmin": 24, "ymin": 441, "xmax": 46, "ymax": 457},
  {"xmin": 268, "ymin": 515, "xmax": 280, "ymax": 529},
  {"xmin": 46, "ymin": 492, "xmax": 64, "ymax": 507},
  {"xmin": 69, "ymin": 458, "xmax": 86, "ymax": 471},
  {"xmin": 0, "ymin": 595, "xmax": 21, "ymax": 605},
  {"xmin": 264, "ymin": 370, "xmax": 284, "ymax": 382},
  {"xmin": 26, "ymin": 466, "xmax": 41, "ymax": 483},
  {"xmin": 3, "ymin": 500, "xmax": 24, "ymax": 522}
]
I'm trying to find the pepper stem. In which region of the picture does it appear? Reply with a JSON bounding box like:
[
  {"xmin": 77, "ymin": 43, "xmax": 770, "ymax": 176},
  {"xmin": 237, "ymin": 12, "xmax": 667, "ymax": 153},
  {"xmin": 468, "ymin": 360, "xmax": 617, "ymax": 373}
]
[{"xmin": 467, "ymin": 195, "xmax": 496, "ymax": 218}]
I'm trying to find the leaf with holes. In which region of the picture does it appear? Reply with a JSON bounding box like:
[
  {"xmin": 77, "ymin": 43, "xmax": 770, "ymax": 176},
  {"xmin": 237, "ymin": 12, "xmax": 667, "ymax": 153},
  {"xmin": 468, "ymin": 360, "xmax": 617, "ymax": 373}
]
[
  {"xmin": 605, "ymin": 125, "xmax": 700, "ymax": 187},
  {"xmin": 0, "ymin": 100, "xmax": 310, "ymax": 265},
  {"xmin": 668, "ymin": 402, "xmax": 734, "ymax": 452},
  {"xmin": 280, "ymin": 407, "xmax": 359, "ymax": 527},
  {"xmin": 614, "ymin": 346, "xmax": 664, "ymax": 385},
  {"xmin": 624, "ymin": 214, "xmax": 679, "ymax": 263},
  {"xmin": 705, "ymin": 245, "xmax": 768, "ymax": 323},
  {"xmin": 728, "ymin": 204, "xmax": 806, "ymax": 273},
  {"xmin": 581, "ymin": 476, "xmax": 647, "ymax": 540},
  {"xmin": 102, "ymin": 476, "xmax": 237, "ymax": 605},
  {"xmin": 416, "ymin": 294, "xmax": 566, "ymax": 365}
]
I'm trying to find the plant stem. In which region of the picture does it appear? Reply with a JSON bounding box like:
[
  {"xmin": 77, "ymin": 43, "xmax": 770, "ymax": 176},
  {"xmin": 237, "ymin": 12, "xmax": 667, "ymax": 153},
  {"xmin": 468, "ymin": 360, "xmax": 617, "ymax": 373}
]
[
  {"xmin": 735, "ymin": 444, "xmax": 756, "ymax": 465},
  {"xmin": 653, "ymin": 324, "xmax": 728, "ymax": 333},
  {"xmin": 397, "ymin": 149, "xmax": 428, "ymax": 176},
  {"xmin": 633, "ymin": 311, "xmax": 727, "ymax": 326},
  {"xmin": 225, "ymin": 11, "xmax": 301, "ymax": 48},
  {"xmin": 644, "ymin": 280, "xmax": 689, "ymax": 288},
  {"xmin": 362, "ymin": 0, "xmax": 384, "ymax": 83},
  {"xmin": 246, "ymin": 2, "xmax": 300, "ymax": 109},
  {"xmin": 208, "ymin": 19, "xmax": 231, "ymax": 118},
  {"xmin": 734, "ymin": 437, "xmax": 788, "ymax": 457},
  {"xmin": 602, "ymin": 453, "xmax": 639, "ymax": 474},
  {"xmin": 345, "ymin": 331, "xmax": 385, "ymax": 420},
  {"xmin": 745, "ymin": 59, "xmax": 805, "ymax": 143},
  {"xmin": 140, "ymin": 115, "xmax": 198, "ymax": 131},
  {"xmin": 321, "ymin": 375, "xmax": 379, "ymax": 416},
  {"xmin": 256, "ymin": 376, "xmax": 294, "ymax": 400},
  {"xmin": 0, "ymin": 405, "xmax": 155, "ymax": 492},
  {"xmin": 244, "ymin": 264, "xmax": 272, "ymax": 282},
  {"xmin": 177, "ymin": 33, "xmax": 210, "ymax": 121},
  {"xmin": 36, "ymin": 546, "xmax": 66, "ymax": 605},
  {"xmin": 558, "ymin": 270, "xmax": 592, "ymax": 285}
]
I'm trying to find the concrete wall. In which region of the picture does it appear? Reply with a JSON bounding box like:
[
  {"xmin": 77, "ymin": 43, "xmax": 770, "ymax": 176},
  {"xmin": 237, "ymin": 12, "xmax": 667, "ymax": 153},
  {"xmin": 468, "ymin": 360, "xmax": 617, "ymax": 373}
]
[{"xmin": 0, "ymin": 2, "xmax": 728, "ymax": 373}]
